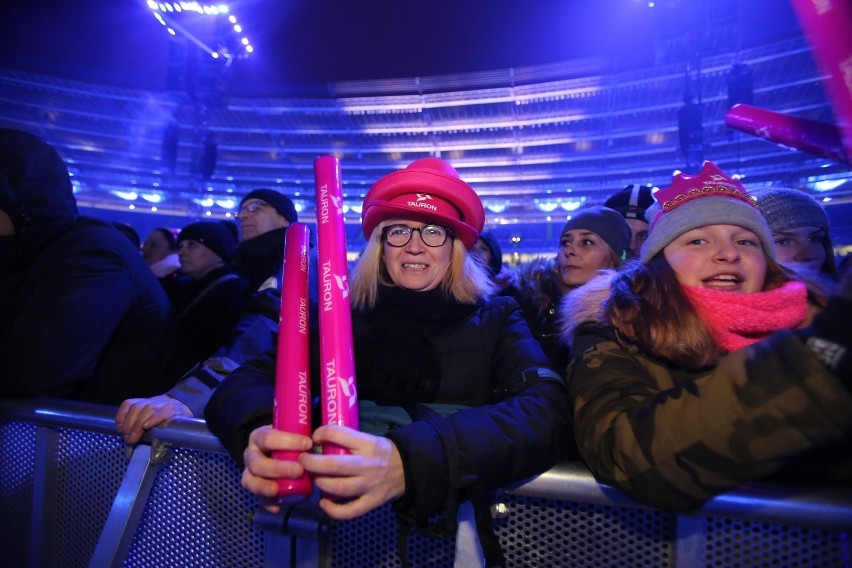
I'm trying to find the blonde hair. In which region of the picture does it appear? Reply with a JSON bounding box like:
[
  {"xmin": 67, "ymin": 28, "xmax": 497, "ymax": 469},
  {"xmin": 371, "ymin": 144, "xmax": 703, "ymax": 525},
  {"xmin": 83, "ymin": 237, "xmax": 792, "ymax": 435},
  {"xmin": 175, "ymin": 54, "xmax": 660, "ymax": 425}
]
[
  {"xmin": 604, "ymin": 252, "xmax": 816, "ymax": 367},
  {"xmin": 350, "ymin": 221, "xmax": 496, "ymax": 310}
]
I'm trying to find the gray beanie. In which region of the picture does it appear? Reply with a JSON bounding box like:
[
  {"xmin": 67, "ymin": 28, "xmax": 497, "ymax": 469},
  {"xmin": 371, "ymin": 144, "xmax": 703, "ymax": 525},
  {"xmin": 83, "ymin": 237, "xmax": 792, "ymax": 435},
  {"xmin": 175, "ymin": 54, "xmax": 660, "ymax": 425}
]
[
  {"xmin": 561, "ymin": 206, "xmax": 631, "ymax": 261},
  {"xmin": 751, "ymin": 187, "xmax": 830, "ymax": 234},
  {"xmin": 640, "ymin": 162, "xmax": 775, "ymax": 263}
]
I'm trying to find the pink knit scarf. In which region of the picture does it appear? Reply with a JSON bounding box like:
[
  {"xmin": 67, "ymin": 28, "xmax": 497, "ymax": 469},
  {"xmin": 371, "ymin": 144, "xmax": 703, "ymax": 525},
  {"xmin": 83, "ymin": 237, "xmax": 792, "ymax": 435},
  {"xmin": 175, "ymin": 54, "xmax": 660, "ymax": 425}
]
[{"xmin": 681, "ymin": 281, "xmax": 808, "ymax": 353}]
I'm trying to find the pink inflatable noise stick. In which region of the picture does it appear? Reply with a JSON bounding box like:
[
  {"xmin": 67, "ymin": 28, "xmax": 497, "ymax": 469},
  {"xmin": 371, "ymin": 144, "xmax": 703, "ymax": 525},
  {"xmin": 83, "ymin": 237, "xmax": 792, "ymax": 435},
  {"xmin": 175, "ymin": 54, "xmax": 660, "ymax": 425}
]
[
  {"xmin": 725, "ymin": 104, "xmax": 849, "ymax": 166},
  {"xmin": 314, "ymin": 155, "xmax": 359, "ymax": 456},
  {"xmin": 789, "ymin": 0, "xmax": 852, "ymax": 162},
  {"xmin": 272, "ymin": 222, "xmax": 313, "ymax": 503}
]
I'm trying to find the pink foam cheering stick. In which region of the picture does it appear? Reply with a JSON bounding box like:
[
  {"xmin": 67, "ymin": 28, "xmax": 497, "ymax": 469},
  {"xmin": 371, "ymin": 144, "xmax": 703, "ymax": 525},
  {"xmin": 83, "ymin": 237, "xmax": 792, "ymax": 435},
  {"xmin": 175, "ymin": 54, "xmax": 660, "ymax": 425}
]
[
  {"xmin": 314, "ymin": 155, "xmax": 359, "ymax": 455},
  {"xmin": 725, "ymin": 103, "xmax": 849, "ymax": 166},
  {"xmin": 789, "ymin": 0, "xmax": 852, "ymax": 163},
  {"xmin": 272, "ymin": 222, "xmax": 313, "ymax": 502}
]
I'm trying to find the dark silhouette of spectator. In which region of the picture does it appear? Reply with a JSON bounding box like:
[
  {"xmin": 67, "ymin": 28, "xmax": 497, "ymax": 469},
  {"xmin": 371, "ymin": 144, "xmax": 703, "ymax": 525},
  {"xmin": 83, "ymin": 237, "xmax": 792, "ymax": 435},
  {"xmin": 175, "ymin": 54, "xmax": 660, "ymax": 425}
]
[
  {"xmin": 112, "ymin": 221, "xmax": 141, "ymax": 250},
  {"xmin": 471, "ymin": 230, "xmax": 504, "ymax": 279},
  {"xmin": 171, "ymin": 221, "xmax": 248, "ymax": 363},
  {"xmin": 219, "ymin": 218, "xmax": 240, "ymax": 243},
  {"xmin": 0, "ymin": 128, "xmax": 188, "ymax": 404}
]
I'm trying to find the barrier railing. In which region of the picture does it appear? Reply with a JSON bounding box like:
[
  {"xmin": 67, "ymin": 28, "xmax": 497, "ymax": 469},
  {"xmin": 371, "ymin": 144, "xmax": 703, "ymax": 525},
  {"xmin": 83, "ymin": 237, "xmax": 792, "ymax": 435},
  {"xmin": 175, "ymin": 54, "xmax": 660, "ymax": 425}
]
[{"xmin": 1, "ymin": 398, "xmax": 850, "ymax": 567}]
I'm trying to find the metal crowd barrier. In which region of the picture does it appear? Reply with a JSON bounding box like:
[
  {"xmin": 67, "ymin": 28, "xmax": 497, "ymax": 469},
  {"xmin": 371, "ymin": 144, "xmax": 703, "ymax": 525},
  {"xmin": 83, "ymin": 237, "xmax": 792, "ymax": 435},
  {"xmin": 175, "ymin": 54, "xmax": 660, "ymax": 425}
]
[{"xmin": 1, "ymin": 398, "xmax": 850, "ymax": 568}]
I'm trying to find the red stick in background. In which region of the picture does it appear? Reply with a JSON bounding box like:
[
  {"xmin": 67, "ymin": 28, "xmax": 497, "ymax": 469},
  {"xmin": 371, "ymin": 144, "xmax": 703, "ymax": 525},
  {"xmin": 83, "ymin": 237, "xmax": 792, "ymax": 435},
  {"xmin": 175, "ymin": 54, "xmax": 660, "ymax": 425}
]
[
  {"xmin": 314, "ymin": 155, "xmax": 359, "ymax": 455},
  {"xmin": 272, "ymin": 222, "xmax": 313, "ymax": 502}
]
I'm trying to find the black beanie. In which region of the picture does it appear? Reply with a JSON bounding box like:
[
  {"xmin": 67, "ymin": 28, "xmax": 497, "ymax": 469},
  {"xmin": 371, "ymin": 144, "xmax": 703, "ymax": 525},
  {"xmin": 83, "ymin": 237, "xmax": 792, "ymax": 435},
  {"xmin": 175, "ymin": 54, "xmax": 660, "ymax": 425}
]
[
  {"xmin": 604, "ymin": 184, "xmax": 655, "ymax": 221},
  {"xmin": 241, "ymin": 189, "xmax": 298, "ymax": 223},
  {"xmin": 560, "ymin": 206, "xmax": 631, "ymax": 261},
  {"xmin": 178, "ymin": 221, "xmax": 236, "ymax": 261}
]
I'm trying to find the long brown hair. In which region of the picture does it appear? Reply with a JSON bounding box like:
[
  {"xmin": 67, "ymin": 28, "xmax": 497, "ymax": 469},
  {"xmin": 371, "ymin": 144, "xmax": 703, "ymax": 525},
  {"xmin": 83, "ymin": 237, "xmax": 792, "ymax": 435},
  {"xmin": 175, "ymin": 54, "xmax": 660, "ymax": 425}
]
[{"xmin": 603, "ymin": 252, "xmax": 808, "ymax": 367}]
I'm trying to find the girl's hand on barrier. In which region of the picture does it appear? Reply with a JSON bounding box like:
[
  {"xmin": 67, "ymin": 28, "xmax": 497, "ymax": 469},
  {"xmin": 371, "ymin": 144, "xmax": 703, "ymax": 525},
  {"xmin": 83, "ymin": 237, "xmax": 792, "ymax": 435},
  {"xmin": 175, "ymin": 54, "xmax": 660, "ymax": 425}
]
[
  {"xmin": 302, "ymin": 424, "xmax": 405, "ymax": 520},
  {"xmin": 242, "ymin": 425, "xmax": 314, "ymax": 514},
  {"xmin": 115, "ymin": 395, "xmax": 192, "ymax": 444}
]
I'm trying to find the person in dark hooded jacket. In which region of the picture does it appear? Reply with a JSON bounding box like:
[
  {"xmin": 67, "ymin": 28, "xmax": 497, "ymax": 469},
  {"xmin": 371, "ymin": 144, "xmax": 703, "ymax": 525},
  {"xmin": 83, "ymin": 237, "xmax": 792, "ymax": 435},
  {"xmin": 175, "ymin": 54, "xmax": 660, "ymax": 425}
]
[{"xmin": 0, "ymin": 128, "xmax": 189, "ymax": 404}]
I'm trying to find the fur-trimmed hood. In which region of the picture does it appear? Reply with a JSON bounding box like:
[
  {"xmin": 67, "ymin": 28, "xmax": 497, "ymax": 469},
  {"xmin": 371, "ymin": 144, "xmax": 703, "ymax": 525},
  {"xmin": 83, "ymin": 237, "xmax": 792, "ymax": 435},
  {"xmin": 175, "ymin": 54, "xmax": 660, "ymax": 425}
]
[{"xmin": 559, "ymin": 270, "xmax": 616, "ymax": 346}]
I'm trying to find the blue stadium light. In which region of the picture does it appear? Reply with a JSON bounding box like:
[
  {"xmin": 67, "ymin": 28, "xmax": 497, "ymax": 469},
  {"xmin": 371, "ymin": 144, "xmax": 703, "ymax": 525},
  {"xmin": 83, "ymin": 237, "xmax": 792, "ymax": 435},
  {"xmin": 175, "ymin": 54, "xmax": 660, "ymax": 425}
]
[
  {"xmin": 194, "ymin": 197, "xmax": 215, "ymax": 207},
  {"xmin": 112, "ymin": 190, "xmax": 138, "ymax": 201},
  {"xmin": 146, "ymin": 1, "xmax": 253, "ymax": 59}
]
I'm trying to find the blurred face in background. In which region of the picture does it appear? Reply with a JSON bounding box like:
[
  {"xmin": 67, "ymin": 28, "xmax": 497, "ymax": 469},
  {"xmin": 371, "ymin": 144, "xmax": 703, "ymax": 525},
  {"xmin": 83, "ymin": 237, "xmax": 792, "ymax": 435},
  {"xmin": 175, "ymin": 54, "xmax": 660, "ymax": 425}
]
[
  {"xmin": 236, "ymin": 199, "xmax": 289, "ymax": 241},
  {"xmin": 178, "ymin": 240, "xmax": 224, "ymax": 280},
  {"xmin": 771, "ymin": 226, "xmax": 827, "ymax": 273},
  {"xmin": 471, "ymin": 238, "xmax": 493, "ymax": 267},
  {"xmin": 625, "ymin": 218, "xmax": 649, "ymax": 259},
  {"xmin": 557, "ymin": 229, "xmax": 616, "ymax": 290},
  {"xmin": 142, "ymin": 229, "xmax": 173, "ymax": 265}
]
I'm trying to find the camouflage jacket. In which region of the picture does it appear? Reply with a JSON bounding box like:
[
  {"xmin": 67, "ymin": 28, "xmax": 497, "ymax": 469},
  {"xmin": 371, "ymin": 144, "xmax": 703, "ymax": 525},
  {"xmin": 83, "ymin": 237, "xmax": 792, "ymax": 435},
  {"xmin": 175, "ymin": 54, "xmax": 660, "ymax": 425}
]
[{"xmin": 563, "ymin": 273, "xmax": 852, "ymax": 511}]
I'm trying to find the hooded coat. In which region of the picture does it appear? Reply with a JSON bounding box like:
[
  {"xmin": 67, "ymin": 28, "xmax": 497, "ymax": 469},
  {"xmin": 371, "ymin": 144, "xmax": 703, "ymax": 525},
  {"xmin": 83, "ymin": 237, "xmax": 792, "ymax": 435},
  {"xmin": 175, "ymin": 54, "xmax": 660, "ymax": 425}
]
[
  {"xmin": 560, "ymin": 271, "xmax": 852, "ymax": 511},
  {"xmin": 0, "ymin": 129, "xmax": 188, "ymax": 403}
]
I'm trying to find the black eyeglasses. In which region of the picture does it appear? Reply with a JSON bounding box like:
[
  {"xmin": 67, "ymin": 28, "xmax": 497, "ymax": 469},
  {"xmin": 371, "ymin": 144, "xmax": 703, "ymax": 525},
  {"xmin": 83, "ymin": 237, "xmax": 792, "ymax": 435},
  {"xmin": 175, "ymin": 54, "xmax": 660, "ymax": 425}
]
[
  {"xmin": 382, "ymin": 224, "xmax": 451, "ymax": 247},
  {"xmin": 237, "ymin": 200, "xmax": 270, "ymax": 217}
]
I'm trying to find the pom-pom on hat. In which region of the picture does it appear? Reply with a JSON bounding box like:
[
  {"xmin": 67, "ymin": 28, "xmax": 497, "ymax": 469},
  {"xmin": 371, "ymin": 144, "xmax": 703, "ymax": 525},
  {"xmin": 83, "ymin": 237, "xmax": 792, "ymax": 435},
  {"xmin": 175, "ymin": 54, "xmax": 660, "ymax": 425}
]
[
  {"xmin": 240, "ymin": 189, "xmax": 298, "ymax": 224},
  {"xmin": 361, "ymin": 158, "xmax": 485, "ymax": 250},
  {"xmin": 178, "ymin": 221, "xmax": 237, "ymax": 262},
  {"xmin": 604, "ymin": 184, "xmax": 655, "ymax": 221},
  {"xmin": 561, "ymin": 206, "xmax": 631, "ymax": 262},
  {"xmin": 640, "ymin": 161, "xmax": 775, "ymax": 263}
]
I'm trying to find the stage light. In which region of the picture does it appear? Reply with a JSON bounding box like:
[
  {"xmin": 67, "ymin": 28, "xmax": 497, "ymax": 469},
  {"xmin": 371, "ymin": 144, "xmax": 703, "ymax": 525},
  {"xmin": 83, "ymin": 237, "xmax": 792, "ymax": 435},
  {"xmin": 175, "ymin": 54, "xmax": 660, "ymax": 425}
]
[
  {"xmin": 560, "ymin": 199, "xmax": 584, "ymax": 212},
  {"xmin": 140, "ymin": 193, "xmax": 163, "ymax": 203},
  {"xmin": 112, "ymin": 190, "xmax": 138, "ymax": 201},
  {"xmin": 193, "ymin": 197, "xmax": 215, "ymax": 207},
  {"xmin": 147, "ymin": 2, "xmax": 253, "ymax": 59},
  {"xmin": 812, "ymin": 179, "xmax": 845, "ymax": 191}
]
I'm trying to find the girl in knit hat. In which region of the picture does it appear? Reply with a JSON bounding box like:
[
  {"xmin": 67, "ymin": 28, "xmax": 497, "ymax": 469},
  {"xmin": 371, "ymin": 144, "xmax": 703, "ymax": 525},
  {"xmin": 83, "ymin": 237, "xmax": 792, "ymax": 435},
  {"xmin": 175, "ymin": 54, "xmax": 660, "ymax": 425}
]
[
  {"xmin": 505, "ymin": 206, "xmax": 630, "ymax": 373},
  {"xmin": 561, "ymin": 161, "xmax": 852, "ymax": 512},
  {"xmin": 752, "ymin": 187, "xmax": 840, "ymax": 282}
]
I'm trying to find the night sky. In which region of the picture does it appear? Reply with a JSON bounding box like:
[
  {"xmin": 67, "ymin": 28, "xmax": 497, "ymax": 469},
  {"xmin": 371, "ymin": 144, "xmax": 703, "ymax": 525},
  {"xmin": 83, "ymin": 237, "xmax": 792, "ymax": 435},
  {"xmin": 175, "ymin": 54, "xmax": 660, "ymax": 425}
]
[{"xmin": 0, "ymin": 0, "xmax": 802, "ymax": 96}]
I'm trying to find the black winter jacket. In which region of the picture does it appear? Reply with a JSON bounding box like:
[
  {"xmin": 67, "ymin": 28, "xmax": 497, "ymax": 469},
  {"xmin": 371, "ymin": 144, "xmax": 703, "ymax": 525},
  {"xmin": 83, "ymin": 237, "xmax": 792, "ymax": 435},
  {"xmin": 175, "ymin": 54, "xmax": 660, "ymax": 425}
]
[
  {"xmin": 0, "ymin": 129, "xmax": 188, "ymax": 403},
  {"xmin": 205, "ymin": 291, "xmax": 574, "ymax": 528},
  {"xmin": 171, "ymin": 266, "xmax": 249, "ymax": 363}
]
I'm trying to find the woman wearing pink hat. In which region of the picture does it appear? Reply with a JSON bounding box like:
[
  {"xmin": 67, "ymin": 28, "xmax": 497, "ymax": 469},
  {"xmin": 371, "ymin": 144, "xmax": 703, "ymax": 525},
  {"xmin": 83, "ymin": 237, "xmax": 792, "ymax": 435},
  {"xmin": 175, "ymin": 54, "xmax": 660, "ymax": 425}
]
[
  {"xmin": 205, "ymin": 158, "xmax": 574, "ymax": 564},
  {"xmin": 561, "ymin": 161, "xmax": 852, "ymax": 511}
]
